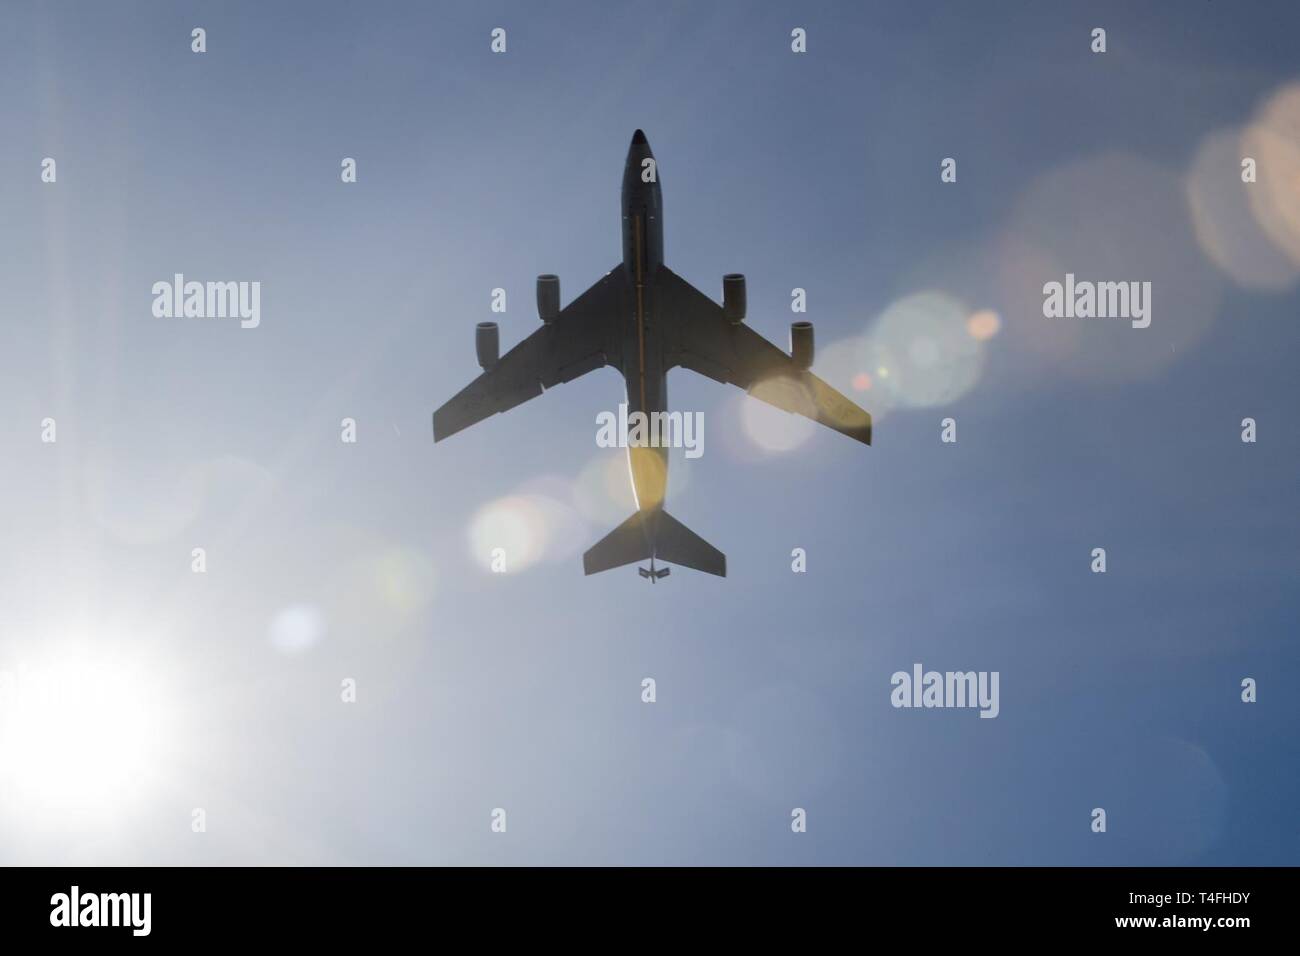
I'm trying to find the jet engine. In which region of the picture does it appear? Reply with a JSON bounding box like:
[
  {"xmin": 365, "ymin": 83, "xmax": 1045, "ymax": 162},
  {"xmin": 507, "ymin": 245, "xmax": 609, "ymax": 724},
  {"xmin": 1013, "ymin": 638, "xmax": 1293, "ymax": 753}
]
[
  {"xmin": 537, "ymin": 274, "xmax": 560, "ymax": 324},
  {"xmin": 475, "ymin": 321, "xmax": 500, "ymax": 370},
  {"xmin": 723, "ymin": 273, "xmax": 746, "ymax": 324},
  {"xmin": 790, "ymin": 320, "xmax": 814, "ymax": 370}
]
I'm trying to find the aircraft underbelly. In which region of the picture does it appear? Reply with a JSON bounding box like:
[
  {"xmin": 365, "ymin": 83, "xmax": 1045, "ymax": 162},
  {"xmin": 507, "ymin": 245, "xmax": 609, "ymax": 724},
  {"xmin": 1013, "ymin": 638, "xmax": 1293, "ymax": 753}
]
[
  {"xmin": 620, "ymin": 255, "xmax": 668, "ymax": 514},
  {"xmin": 623, "ymin": 362, "xmax": 668, "ymax": 514}
]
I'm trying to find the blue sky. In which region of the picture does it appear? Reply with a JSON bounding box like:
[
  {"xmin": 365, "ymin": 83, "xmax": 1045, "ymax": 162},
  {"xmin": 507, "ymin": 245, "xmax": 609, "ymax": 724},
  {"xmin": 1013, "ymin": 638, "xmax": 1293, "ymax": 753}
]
[{"xmin": 0, "ymin": 0, "xmax": 1296, "ymax": 864}]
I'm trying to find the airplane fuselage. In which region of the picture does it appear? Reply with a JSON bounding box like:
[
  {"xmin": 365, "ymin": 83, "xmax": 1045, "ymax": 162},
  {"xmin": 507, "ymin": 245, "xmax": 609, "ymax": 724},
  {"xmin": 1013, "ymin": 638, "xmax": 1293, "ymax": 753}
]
[{"xmin": 619, "ymin": 130, "xmax": 671, "ymax": 525}]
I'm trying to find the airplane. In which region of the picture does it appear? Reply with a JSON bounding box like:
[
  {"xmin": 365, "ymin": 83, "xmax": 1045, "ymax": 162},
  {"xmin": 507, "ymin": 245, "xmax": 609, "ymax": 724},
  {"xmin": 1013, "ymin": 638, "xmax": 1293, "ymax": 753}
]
[{"xmin": 433, "ymin": 129, "xmax": 872, "ymax": 580}]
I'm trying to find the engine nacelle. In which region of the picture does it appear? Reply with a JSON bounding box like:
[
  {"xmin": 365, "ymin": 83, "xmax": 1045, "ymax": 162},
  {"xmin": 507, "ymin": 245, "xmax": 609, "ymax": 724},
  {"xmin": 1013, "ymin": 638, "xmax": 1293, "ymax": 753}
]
[
  {"xmin": 475, "ymin": 321, "xmax": 500, "ymax": 370},
  {"xmin": 790, "ymin": 321, "xmax": 814, "ymax": 370},
  {"xmin": 537, "ymin": 274, "xmax": 560, "ymax": 324},
  {"xmin": 723, "ymin": 273, "xmax": 746, "ymax": 324}
]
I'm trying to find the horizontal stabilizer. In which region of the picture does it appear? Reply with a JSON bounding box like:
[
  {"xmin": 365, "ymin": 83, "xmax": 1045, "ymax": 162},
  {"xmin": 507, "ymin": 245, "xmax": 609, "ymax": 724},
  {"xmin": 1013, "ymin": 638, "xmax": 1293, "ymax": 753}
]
[
  {"xmin": 584, "ymin": 511, "xmax": 652, "ymax": 576},
  {"xmin": 654, "ymin": 510, "xmax": 726, "ymax": 577},
  {"xmin": 584, "ymin": 510, "xmax": 725, "ymax": 578}
]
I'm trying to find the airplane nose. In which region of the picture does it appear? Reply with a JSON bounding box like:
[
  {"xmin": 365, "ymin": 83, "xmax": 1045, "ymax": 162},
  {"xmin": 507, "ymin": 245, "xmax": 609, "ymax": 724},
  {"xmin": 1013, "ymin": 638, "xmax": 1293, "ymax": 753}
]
[{"xmin": 631, "ymin": 128, "xmax": 647, "ymax": 146}]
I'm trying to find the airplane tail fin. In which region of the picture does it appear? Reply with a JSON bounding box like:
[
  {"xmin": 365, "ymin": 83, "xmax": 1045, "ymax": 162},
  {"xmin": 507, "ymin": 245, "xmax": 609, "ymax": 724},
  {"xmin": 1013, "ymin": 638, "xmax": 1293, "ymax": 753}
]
[{"xmin": 583, "ymin": 509, "xmax": 725, "ymax": 578}]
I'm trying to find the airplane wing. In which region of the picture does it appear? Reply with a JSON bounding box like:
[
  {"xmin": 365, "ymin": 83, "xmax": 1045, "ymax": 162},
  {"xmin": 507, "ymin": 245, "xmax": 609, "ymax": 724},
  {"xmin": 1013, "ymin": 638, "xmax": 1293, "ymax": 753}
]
[
  {"xmin": 433, "ymin": 268, "xmax": 626, "ymax": 442},
  {"xmin": 659, "ymin": 267, "xmax": 872, "ymax": 445}
]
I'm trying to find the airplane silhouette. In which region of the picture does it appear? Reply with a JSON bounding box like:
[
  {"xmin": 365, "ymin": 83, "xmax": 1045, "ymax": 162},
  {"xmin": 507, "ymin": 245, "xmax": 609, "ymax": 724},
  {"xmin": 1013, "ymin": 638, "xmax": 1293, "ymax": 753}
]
[{"xmin": 433, "ymin": 130, "xmax": 872, "ymax": 579}]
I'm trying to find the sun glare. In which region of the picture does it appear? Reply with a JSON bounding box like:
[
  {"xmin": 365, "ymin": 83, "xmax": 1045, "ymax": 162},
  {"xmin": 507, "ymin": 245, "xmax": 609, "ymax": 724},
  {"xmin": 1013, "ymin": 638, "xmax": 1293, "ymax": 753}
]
[{"xmin": 0, "ymin": 640, "xmax": 175, "ymax": 826}]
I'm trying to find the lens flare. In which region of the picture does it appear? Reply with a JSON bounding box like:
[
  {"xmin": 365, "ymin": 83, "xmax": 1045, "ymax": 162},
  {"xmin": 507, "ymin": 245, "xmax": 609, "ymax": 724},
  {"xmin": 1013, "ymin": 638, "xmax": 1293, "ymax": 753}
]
[
  {"xmin": 627, "ymin": 445, "xmax": 667, "ymax": 509},
  {"xmin": 573, "ymin": 453, "xmax": 638, "ymax": 527},
  {"xmin": 998, "ymin": 152, "xmax": 1222, "ymax": 382},
  {"xmin": 1187, "ymin": 127, "xmax": 1297, "ymax": 290},
  {"xmin": 858, "ymin": 291, "xmax": 984, "ymax": 409},
  {"xmin": 966, "ymin": 309, "xmax": 1002, "ymax": 341},
  {"xmin": 468, "ymin": 495, "xmax": 548, "ymax": 572},
  {"xmin": 268, "ymin": 604, "xmax": 326, "ymax": 655},
  {"xmin": 312, "ymin": 530, "xmax": 437, "ymax": 651},
  {"xmin": 84, "ymin": 448, "xmax": 206, "ymax": 545},
  {"xmin": 1244, "ymin": 83, "xmax": 1300, "ymax": 269},
  {"xmin": 467, "ymin": 491, "xmax": 585, "ymax": 572},
  {"xmin": 738, "ymin": 387, "xmax": 816, "ymax": 453},
  {"xmin": 367, "ymin": 548, "xmax": 433, "ymax": 613}
]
